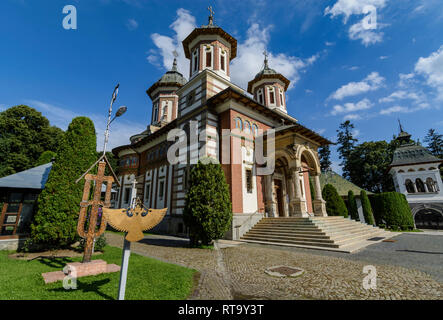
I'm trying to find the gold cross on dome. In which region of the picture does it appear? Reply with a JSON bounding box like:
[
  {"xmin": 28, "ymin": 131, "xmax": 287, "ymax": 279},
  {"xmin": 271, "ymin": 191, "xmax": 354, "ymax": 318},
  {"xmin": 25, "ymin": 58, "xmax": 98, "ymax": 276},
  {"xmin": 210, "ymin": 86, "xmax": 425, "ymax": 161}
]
[
  {"xmin": 208, "ymin": 6, "xmax": 215, "ymax": 18},
  {"xmin": 173, "ymin": 50, "xmax": 178, "ymax": 58}
]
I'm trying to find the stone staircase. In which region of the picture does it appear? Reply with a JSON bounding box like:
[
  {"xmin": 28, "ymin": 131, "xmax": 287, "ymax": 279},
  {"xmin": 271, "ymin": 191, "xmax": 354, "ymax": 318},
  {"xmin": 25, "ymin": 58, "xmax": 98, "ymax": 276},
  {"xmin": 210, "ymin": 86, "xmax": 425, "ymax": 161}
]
[{"xmin": 240, "ymin": 216, "xmax": 395, "ymax": 253}]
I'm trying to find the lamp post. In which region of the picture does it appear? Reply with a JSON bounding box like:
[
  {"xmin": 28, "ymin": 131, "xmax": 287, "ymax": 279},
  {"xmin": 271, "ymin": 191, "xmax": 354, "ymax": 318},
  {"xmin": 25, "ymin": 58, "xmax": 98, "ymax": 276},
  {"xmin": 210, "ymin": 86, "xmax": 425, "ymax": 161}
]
[{"xmin": 103, "ymin": 83, "xmax": 127, "ymax": 156}]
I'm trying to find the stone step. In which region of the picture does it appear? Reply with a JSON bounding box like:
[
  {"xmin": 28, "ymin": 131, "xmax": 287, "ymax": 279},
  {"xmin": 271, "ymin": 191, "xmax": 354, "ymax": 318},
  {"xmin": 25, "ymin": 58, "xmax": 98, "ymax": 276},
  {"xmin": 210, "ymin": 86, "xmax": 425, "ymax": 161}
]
[
  {"xmin": 240, "ymin": 235, "xmax": 340, "ymax": 248},
  {"xmin": 242, "ymin": 233, "xmax": 335, "ymax": 243},
  {"xmin": 259, "ymin": 221, "xmax": 316, "ymax": 226},
  {"xmin": 333, "ymin": 230, "xmax": 387, "ymax": 245},
  {"xmin": 252, "ymin": 226, "xmax": 323, "ymax": 233},
  {"xmin": 244, "ymin": 231, "xmax": 330, "ymax": 239}
]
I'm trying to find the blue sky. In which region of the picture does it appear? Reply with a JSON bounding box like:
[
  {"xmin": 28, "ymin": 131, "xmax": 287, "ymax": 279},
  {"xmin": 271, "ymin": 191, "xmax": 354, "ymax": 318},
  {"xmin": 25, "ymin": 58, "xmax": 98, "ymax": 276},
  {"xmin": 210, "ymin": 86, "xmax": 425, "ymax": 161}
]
[{"xmin": 0, "ymin": 0, "xmax": 442, "ymax": 172}]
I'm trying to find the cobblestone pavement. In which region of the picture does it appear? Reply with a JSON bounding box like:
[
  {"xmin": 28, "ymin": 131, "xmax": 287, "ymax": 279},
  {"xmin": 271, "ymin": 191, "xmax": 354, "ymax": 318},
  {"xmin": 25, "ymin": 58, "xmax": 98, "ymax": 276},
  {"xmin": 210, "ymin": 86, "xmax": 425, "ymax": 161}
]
[{"xmin": 105, "ymin": 233, "xmax": 442, "ymax": 300}]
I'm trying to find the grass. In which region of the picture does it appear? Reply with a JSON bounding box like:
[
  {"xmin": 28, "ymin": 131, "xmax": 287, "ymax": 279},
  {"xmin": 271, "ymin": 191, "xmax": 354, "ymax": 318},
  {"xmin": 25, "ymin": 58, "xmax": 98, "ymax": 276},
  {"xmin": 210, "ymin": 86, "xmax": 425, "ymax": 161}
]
[{"xmin": 0, "ymin": 245, "xmax": 196, "ymax": 300}]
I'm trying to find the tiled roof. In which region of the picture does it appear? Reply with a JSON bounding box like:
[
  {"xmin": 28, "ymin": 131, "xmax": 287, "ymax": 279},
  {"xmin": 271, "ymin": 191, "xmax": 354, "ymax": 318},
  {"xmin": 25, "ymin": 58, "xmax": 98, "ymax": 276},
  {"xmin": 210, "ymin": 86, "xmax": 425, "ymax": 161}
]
[{"xmin": 390, "ymin": 143, "xmax": 442, "ymax": 166}]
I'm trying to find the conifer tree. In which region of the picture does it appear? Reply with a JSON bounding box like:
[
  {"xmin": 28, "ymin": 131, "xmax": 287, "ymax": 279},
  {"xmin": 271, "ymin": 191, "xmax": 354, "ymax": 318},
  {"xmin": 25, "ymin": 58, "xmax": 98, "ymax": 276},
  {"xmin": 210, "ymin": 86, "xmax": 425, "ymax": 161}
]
[
  {"xmin": 322, "ymin": 184, "xmax": 348, "ymax": 218},
  {"xmin": 28, "ymin": 117, "xmax": 97, "ymax": 249},
  {"xmin": 183, "ymin": 159, "xmax": 232, "ymax": 247},
  {"xmin": 360, "ymin": 190, "xmax": 375, "ymax": 226},
  {"xmin": 347, "ymin": 190, "xmax": 359, "ymax": 221}
]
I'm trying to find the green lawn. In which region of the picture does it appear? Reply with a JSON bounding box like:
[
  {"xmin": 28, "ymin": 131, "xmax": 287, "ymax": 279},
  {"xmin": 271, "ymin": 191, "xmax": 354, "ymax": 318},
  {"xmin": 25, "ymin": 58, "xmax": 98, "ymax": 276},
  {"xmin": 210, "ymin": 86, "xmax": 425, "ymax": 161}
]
[{"xmin": 0, "ymin": 246, "xmax": 197, "ymax": 300}]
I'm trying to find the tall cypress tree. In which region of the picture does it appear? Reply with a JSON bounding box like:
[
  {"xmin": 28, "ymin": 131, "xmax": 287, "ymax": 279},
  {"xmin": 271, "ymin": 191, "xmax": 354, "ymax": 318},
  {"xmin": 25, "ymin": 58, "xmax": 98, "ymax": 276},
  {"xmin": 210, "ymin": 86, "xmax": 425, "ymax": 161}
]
[
  {"xmin": 336, "ymin": 120, "xmax": 358, "ymax": 180},
  {"xmin": 322, "ymin": 184, "xmax": 348, "ymax": 218},
  {"xmin": 360, "ymin": 190, "xmax": 375, "ymax": 226},
  {"xmin": 347, "ymin": 190, "xmax": 359, "ymax": 221},
  {"xmin": 28, "ymin": 117, "xmax": 97, "ymax": 249},
  {"xmin": 183, "ymin": 159, "xmax": 232, "ymax": 247}
]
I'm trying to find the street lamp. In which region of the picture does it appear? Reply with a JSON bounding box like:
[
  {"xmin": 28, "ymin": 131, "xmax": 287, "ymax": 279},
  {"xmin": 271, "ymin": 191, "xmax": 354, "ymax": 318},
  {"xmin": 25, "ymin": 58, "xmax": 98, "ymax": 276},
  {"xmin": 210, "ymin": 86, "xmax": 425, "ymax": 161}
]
[{"xmin": 102, "ymin": 84, "xmax": 127, "ymax": 156}]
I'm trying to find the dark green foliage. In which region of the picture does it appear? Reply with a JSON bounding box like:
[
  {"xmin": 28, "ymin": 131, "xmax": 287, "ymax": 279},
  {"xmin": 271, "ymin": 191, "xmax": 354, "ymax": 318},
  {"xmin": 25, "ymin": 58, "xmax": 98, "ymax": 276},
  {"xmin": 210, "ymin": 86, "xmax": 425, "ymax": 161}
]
[
  {"xmin": 322, "ymin": 184, "xmax": 348, "ymax": 218},
  {"xmin": 183, "ymin": 159, "xmax": 232, "ymax": 247},
  {"xmin": 347, "ymin": 141, "xmax": 395, "ymax": 193},
  {"xmin": 0, "ymin": 105, "xmax": 64, "ymax": 178},
  {"xmin": 336, "ymin": 120, "xmax": 358, "ymax": 180},
  {"xmin": 318, "ymin": 145, "xmax": 332, "ymax": 172},
  {"xmin": 424, "ymin": 128, "xmax": 443, "ymax": 158},
  {"xmin": 370, "ymin": 192, "xmax": 415, "ymax": 230},
  {"xmin": 347, "ymin": 190, "xmax": 359, "ymax": 221},
  {"xmin": 309, "ymin": 177, "xmax": 315, "ymax": 202},
  {"xmin": 35, "ymin": 151, "xmax": 56, "ymax": 166},
  {"xmin": 78, "ymin": 234, "xmax": 107, "ymax": 252},
  {"xmin": 360, "ymin": 190, "xmax": 375, "ymax": 225},
  {"xmin": 28, "ymin": 117, "xmax": 97, "ymax": 249}
]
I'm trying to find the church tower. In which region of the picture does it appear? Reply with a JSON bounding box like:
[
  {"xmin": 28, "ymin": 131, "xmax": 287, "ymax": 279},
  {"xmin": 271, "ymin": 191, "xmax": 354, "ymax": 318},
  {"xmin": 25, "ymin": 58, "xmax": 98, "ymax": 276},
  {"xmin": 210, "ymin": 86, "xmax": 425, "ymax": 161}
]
[
  {"xmin": 247, "ymin": 52, "xmax": 290, "ymax": 113},
  {"xmin": 181, "ymin": 7, "xmax": 237, "ymax": 81},
  {"xmin": 146, "ymin": 56, "xmax": 187, "ymax": 127}
]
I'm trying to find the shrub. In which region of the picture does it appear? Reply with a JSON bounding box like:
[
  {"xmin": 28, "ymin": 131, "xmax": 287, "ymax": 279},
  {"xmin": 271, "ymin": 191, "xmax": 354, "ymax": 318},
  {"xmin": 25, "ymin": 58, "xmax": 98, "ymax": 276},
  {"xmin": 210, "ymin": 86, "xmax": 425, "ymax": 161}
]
[
  {"xmin": 78, "ymin": 234, "xmax": 107, "ymax": 252},
  {"xmin": 360, "ymin": 190, "xmax": 375, "ymax": 225},
  {"xmin": 347, "ymin": 190, "xmax": 359, "ymax": 221},
  {"xmin": 322, "ymin": 184, "xmax": 348, "ymax": 218},
  {"xmin": 27, "ymin": 117, "xmax": 97, "ymax": 250},
  {"xmin": 183, "ymin": 159, "xmax": 232, "ymax": 247},
  {"xmin": 370, "ymin": 192, "xmax": 414, "ymax": 230}
]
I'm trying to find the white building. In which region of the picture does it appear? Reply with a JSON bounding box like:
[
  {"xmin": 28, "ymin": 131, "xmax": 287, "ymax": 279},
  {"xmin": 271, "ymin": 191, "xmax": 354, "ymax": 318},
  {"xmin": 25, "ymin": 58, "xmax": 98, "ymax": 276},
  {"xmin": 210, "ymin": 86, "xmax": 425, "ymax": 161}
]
[{"xmin": 389, "ymin": 126, "xmax": 443, "ymax": 229}]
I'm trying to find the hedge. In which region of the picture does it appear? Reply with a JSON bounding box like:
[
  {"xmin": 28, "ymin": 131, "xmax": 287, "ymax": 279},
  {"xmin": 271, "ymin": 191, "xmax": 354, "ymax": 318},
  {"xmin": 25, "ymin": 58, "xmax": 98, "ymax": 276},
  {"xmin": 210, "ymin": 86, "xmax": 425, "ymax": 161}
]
[
  {"xmin": 347, "ymin": 190, "xmax": 359, "ymax": 221},
  {"xmin": 322, "ymin": 184, "xmax": 348, "ymax": 218},
  {"xmin": 369, "ymin": 191, "xmax": 415, "ymax": 231},
  {"xmin": 360, "ymin": 190, "xmax": 375, "ymax": 225}
]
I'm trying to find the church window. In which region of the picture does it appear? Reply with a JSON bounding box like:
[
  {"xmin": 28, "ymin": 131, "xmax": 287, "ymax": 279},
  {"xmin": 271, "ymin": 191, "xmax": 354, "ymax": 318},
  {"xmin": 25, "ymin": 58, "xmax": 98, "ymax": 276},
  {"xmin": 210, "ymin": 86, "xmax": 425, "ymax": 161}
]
[
  {"xmin": 252, "ymin": 124, "xmax": 259, "ymax": 137},
  {"xmin": 257, "ymin": 89, "xmax": 264, "ymax": 104},
  {"xmin": 153, "ymin": 103, "xmax": 159, "ymax": 123},
  {"xmin": 245, "ymin": 168, "xmax": 253, "ymax": 193},
  {"xmin": 415, "ymin": 178, "xmax": 426, "ymax": 192},
  {"xmin": 279, "ymin": 88, "xmax": 284, "ymax": 107},
  {"xmin": 192, "ymin": 49, "xmax": 199, "ymax": 73},
  {"xmin": 220, "ymin": 50, "xmax": 226, "ymax": 72},
  {"xmin": 187, "ymin": 91, "xmax": 195, "ymax": 107},
  {"xmin": 234, "ymin": 117, "xmax": 243, "ymax": 131},
  {"xmin": 124, "ymin": 188, "xmax": 131, "ymax": 203},
  {"xmin": 426, "ymin": 178, "xmax": 436, "ymax": 192},
  {"xmin": 268, "ymin": 87, "xmax": 275, "ymax": 105},
  {"xmin": 205, "ymin": 46, "xmax": 213, "ymax": 68},
  {"xmin": 244, "ymin": 121, "xmax": 251, "ymax": 134},
  {"xmin": 159, "ymin": 180, "xmax": 165, "ymax": 199},
  {"xmin": 405, "ymin": 179, "xmax": 415, "ymax": 193},
  {"xmin": 145, "ymin": 184, "xmax": 150, "ymax": 202}
]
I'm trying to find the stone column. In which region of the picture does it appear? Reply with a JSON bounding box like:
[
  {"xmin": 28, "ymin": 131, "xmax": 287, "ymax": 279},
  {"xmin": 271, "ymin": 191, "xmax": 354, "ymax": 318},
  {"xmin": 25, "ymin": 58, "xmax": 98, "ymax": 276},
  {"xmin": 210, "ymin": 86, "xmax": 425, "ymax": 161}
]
[
  {"xmin": 281, "ymin": 174, "xmax": 289, "ymax": 217},
  {"xmin": 264, "ymin": 175, "xmax": 276, "ymax": 217},
  {"xmin": 289, "ymin": 167, "xmax": 308, "ymax": 217},
  {"xmin": 413, "ymin": 183, "xmax": 418, "ymax": 193},
  {"xmin": 423, "ymin": 182, "xmax": 429, "ymax": 193},
  {"xmin": 312, "ymin": 174, "xmax": 327, "ymax": 217}
]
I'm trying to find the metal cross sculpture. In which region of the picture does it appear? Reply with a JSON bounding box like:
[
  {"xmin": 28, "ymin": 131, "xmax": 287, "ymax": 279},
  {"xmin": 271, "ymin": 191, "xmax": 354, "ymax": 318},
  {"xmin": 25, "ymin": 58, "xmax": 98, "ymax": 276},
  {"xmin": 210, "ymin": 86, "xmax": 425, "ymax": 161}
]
[
  {"xmin": 76, "ymin": 155, "xmax": 119, "ymax": 263},
  {"xmin": 208, "ymin": 6, "xmax": 215, "ymax": 25}
]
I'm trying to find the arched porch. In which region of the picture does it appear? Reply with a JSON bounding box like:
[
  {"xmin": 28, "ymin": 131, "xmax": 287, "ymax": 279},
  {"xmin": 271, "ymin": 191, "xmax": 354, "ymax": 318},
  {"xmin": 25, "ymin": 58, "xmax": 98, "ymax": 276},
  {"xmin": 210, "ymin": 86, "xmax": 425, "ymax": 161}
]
[{"xmin": 263, "ymin": 147, "xmax": 327, "ymax": 217}]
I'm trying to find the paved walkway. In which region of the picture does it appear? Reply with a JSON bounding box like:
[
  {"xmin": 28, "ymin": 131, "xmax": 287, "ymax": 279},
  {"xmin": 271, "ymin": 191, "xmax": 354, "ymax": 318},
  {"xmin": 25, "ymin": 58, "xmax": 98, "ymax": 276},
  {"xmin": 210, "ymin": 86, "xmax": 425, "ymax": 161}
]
[{"xmin": 105, "ymin": 233, "xmax": 442, "ymax": 300}]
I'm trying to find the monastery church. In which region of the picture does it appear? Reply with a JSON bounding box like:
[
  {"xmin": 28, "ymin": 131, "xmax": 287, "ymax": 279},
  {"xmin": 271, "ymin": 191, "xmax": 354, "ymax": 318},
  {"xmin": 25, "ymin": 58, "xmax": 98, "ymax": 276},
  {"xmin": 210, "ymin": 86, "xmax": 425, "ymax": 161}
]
[{"xmin": 112, "ymin": 11, "xmax": 333, "ymax": 239}]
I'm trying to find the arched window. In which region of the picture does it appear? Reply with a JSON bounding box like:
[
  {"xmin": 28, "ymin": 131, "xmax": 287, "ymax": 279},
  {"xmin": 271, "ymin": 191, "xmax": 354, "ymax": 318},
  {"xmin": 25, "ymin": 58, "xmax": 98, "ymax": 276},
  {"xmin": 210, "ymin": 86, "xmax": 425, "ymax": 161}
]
[
  {"xmin": 405, "ymin": 179, "xmax": 415, "ymax": 193},
  {"xmin": 252, "ymin": 124, "xmax": 259, "ymax": 137},
  {"xmin": 268, "ymin": 86, "xmax": 275, "ymax": 105},
  {"xmin": 234, "ymin": 117, "xmax": 243, "ymax": 131},
  {"xmin": 220, "ymin": 49, "xmax": 227, "ymax": 72},
  {"xmin": 398, "ymin": 170, "xmax": 405, "ymax": 173},
  {"xmin": 279, "ymin": 88, "xmax": 284, "ymax": 107},
  {"xmin": 192, "ymin": 49, "xmax": 199, "ymax": 74},
  {"xmin": 204, "ymin": 45, "xmax": 213, "ymax": 69},
  {"xmin": 244, "ymin": 121, "xmax": 251, "ymax": 134},
  {"xmin": 407, "ymin": 168, "xmax": 415, "ymax": 172},
  {"xmin": 418, "ymin": 168, "xmax": 426, "ymax": 171},
  {"xmin": 415, "ymin": 178, "xmax": 426, "ymax": 193},
  {"xmin": 426, "ymin": 178, "xmax": 437, "ymax": 192},
  {"xmin": 257, "ymin": 89, "xmax": 264, "ymax": 105}
]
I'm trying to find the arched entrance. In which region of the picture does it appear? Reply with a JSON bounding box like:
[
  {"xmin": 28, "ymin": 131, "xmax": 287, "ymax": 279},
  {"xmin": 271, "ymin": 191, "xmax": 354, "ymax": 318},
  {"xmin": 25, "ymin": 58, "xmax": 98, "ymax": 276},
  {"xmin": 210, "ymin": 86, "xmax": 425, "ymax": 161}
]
[
  {"xmin": 414, "ymin": 209, "xmax": 443, "ymax": 230},
  {"xmin": 301, "ymin": 155, "xmax": 313, "ymax": 213},
  {"xmin": 273, "ymin": 157, "xmax": 289, "ymax": 217}
]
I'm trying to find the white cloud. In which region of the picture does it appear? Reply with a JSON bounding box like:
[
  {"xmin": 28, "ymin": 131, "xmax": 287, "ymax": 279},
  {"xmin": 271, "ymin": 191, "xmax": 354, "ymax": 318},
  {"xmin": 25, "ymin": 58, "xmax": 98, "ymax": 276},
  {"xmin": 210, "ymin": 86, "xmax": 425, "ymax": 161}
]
[
  {"xmin": 329, "ymin": 72, "xmax": 384, "ymax": 100},
  {"xmin": 147, "ymin": 9, "xmax": 318, "ymax": 91},
  {"xmin": 379, "ymin": 55, "xmax": 388, "ymax": 60},
  {"xmin": 25, "ymin": 100, "xmax": 145, "ymax": 151},
  {"xmin": 415, "ymin": 44, "xmax": 443, "ymax": 100},
  {"xmin": 148, "ymin": 8, "xmax": 196, "ymax": 77},
  {"xmin": 398, "ymin": 72, "xmax": 415, "ymax": 87},
  {"xmin": 325, "ymin": 0, "xmax": 387, "ymax": 46},
  {"xmin": 229, "ymin": 23, "xmax": 318, "ymax": 90},
  {"xmin": 343, "ymin": 114, "xmax": 361, "ymax": 120},
  {"xmin": 379, "ymin": 103, "xmax": 429, "ymax": 115},
  {"xmin": 331, "ymin": 98, "xmax": 373, "ymax": 115},
  {"xmin": 378, "ymin": 90, "xmax": 422, "ymax": 103},
  {"xmin": 126, "ymin": 19, "xmax": 138, "ymax": 31},
  {"xmin": 325, "ymin": 41, "xmax": 336, "ymax": 46}
]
